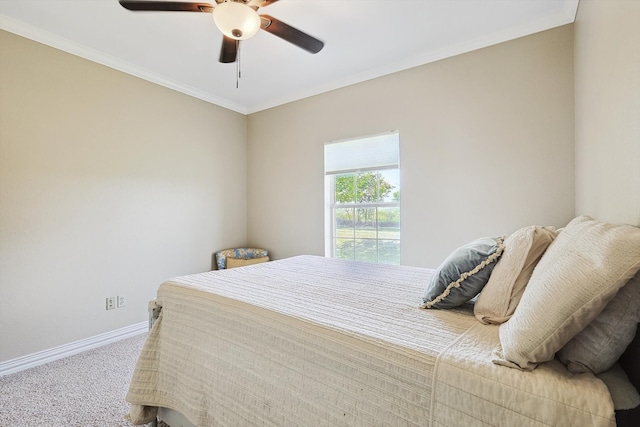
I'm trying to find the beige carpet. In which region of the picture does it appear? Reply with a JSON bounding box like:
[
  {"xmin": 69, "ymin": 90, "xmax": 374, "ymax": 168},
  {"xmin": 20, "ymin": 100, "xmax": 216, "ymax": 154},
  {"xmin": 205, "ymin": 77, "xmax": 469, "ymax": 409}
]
[{"xmin": 0, "ymin": 333, "xmax": 148, "ymax": 427}]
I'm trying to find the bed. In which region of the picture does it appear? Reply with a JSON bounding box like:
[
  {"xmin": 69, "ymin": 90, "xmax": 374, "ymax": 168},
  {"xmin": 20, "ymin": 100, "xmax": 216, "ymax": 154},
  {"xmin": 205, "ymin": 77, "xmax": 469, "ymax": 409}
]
[{"xmin": 127, "ymin": 217, "xmax": 640, "ymax": 427}]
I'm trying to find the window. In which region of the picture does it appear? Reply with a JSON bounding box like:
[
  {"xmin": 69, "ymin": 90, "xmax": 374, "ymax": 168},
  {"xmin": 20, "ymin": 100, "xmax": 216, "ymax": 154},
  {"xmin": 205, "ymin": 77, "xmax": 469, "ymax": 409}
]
[{"xmin": 324, "ymin": 132, "xmax": 400, "ymax": 264}]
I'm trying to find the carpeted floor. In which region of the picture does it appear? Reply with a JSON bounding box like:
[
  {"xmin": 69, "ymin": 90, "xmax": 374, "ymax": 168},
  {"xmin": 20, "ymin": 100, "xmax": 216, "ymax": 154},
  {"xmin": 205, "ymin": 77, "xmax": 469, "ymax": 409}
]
[{"xmin": 0, "ymin": 333, "xmax": 148, "ymax": 427}]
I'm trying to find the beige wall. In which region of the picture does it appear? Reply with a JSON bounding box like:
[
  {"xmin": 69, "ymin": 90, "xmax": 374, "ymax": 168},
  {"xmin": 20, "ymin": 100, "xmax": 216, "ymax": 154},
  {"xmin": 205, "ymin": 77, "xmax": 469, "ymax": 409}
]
[
  {"xmin": 0, "ymin": 31, "xmax": 248, "ymax": 362},
  {"xmin": 574, "ymin": 0, "xmax": 640, "ymax": 226},
  {"xmin": 247, "ymin": 25, "xmax": 575, "ymax": 268}
]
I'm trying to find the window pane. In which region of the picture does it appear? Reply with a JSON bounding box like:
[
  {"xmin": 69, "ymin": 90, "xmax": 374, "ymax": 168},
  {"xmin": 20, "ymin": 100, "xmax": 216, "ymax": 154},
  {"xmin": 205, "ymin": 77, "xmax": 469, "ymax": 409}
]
[
  {"xmin": 378, "ymin": 240, "xmax": 400, "ymax": 264},
  {"xmin": 355, "ymin": 239, "xmax": 378, "ymax": 263},
  {"xmin": 355, "ymin": 208, "xmax": 378, "ymax": 262},
  {"xmin": 335, "ymin": 208, "xmax": 355, "ymax": 239},
  {"xmin": 377, "ymin": 207, "xmax": 400, "ymax": 240},
  {"xmin": 355, "ymin": 208, "xmax": 376, "ymax": 239},
  {"xmin": 335, "ymin": 238, "xmax": 354, "ymax": 260},
  {"xmin": 335, "ymin": 174, "xmax": 355, "ymax": 204},
  {"xmin": 378, "ymin": 169, "xmax": 400, "ymax": 202},
  {"xmin": 353, "ymin": 171, "xmax": 399, "ymax": 203},
  {"xmin": 355, "ymin": 172, "xmax": 379, "ymax": 204}
]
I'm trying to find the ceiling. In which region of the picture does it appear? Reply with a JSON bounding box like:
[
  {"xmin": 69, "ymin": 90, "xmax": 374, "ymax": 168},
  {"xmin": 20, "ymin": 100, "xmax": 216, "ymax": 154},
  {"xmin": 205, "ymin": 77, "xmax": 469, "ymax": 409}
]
[{"xmin": 0, "ymin": 0, "xmax": 578, "ymax": 114}]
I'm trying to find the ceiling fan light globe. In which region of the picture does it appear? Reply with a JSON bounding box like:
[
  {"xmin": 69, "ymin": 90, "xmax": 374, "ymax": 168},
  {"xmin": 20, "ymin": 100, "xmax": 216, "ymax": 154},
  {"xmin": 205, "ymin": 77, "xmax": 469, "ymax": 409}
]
[{"xmin": 213, "ymin": 1, "xmax": 261, "ymax": 41}]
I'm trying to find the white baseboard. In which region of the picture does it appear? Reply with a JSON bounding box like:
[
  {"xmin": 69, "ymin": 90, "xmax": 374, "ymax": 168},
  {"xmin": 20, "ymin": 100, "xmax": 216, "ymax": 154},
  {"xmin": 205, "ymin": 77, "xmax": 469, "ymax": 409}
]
[{"xmin": 0, "ymin": 321, "xmax": 148, "ymax": 377}]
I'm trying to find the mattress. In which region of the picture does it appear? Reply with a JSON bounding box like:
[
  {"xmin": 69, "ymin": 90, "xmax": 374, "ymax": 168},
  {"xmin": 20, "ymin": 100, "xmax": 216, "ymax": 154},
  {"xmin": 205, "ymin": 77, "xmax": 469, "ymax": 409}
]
[{"xmin": 126, "ymin": 255, "xmax": 615, "ymax": 426}]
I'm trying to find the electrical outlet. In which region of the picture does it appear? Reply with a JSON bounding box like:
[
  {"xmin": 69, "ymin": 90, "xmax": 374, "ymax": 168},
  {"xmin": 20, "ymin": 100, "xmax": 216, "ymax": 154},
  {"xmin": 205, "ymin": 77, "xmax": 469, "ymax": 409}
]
[
  {"xmin": 117, "ymin": 295, "xmax": 126, "ymax": 308},
  {"xmin": 106, "ymin": 297, "xmax": 116, "ymax": 310}
]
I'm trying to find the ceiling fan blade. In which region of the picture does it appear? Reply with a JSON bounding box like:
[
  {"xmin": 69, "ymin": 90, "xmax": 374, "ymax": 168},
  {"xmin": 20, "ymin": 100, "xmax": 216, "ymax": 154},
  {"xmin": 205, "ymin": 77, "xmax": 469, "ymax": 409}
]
[
  {"xmin": 219, "ymin": 36, "xmax": 238, "ymax": 63},
  {"xmin": 260, "ymin": 15, "xmax": 323, "ymax": 54},
  {"xmin": 248, "ymin": 0, "xmax": 279, "ymax": 8},
  {"xmin": 119, "ymin": 1, "xmax": 213, "ymax": 13}
]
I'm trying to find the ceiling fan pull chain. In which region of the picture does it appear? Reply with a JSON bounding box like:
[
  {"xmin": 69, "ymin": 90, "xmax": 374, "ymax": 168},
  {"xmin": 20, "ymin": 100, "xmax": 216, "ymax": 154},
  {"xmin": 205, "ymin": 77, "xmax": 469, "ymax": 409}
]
[{"xmin": 236, "ymin": 40, "xmax": 241, "ymax": 89}]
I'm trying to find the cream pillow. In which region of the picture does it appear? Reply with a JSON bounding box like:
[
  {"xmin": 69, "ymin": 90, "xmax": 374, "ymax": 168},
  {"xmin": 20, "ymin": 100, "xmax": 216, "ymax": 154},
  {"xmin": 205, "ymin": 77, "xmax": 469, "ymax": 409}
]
[
  {"xmin": 493, "ymin": 216, "xmax": 640, "ymax": 370},
  {"xmin": 226, "ymin": 256, "xmax": 269, "ymax": 269},
  {"xmin": 475, "ymin": 226, "xmax": 557, "ymax": 324}
]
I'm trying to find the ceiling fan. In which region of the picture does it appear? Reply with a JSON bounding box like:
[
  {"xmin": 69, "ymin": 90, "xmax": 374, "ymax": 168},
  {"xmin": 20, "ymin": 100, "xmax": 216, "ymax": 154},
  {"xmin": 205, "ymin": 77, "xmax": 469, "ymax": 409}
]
[{"xmin": 119, "ymin": 0, "xmax": 324, "ymax": 64}]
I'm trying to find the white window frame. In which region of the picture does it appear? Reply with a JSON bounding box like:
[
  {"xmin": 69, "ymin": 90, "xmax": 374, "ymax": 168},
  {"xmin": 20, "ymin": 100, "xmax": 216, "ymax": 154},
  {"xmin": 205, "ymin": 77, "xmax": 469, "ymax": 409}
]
[{"xmin": 324, "ymin": 131, "xmax": 400, "ymax": 264}]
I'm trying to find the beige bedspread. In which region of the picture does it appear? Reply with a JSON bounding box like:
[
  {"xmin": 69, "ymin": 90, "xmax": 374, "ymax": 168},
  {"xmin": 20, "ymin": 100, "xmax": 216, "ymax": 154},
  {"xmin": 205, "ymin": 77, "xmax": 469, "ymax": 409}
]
[
  {"xmin": 126, "ymin": 255, "xmax": 615, "ymax": 426},
  {"xmin": 432, "ymin": 323, "xmax": 615, "ymax": 426}
]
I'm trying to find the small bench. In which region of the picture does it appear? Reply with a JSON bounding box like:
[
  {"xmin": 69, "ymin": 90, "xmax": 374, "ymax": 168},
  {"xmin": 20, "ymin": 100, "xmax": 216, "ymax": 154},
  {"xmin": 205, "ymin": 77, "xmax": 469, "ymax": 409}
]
[{"xmin": 214, "ymin": 248, "xmax": 269, "ymax": 270}]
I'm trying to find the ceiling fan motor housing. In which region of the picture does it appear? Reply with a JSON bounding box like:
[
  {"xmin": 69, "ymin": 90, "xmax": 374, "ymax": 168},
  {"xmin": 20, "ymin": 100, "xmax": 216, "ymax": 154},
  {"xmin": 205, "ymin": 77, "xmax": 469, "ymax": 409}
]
[{"xmin": 213, "ymin": 1, "xmax": 261, "ymax": 40}]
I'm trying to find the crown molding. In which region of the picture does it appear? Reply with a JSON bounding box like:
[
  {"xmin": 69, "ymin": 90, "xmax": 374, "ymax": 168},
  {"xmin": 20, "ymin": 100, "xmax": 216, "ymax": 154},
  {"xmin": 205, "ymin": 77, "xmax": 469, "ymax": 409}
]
[
  {"xmin": 2, "ymin": 0, "xmax": 579, "ymax": 116},
  {"xmin": 246, "ymin": 3, "xmax": 578, "ymax": 113},
  {"xmin": 0, "ymin": 14, "xmax": 248, "ymax": 114}
]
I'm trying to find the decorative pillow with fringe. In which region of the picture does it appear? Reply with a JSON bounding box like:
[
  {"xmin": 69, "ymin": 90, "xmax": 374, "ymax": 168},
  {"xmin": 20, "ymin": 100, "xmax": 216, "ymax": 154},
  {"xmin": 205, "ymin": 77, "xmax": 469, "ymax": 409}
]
[{"xmin": 421, "ymin": 236, "xmax": 505, "ymax": 309}]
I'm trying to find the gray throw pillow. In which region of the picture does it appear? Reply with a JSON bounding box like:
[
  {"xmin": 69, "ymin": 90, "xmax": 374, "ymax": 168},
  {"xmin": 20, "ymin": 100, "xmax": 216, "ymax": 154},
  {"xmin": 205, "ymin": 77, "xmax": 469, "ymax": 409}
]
[
  {"xmin": 557, "ymin": 272, "xmax": 640, "ymax": 374},
  {"xmin": 421, "ymin": 236, "xmax": 505, "ymax": 309}
]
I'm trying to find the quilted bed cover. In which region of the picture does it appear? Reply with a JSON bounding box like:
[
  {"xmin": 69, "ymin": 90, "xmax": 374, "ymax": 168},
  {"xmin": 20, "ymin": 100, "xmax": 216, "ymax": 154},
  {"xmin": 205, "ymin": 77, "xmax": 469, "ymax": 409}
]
[{"xmin": 126, "ymin": 256, "xmax": 615, "ymax": 426}]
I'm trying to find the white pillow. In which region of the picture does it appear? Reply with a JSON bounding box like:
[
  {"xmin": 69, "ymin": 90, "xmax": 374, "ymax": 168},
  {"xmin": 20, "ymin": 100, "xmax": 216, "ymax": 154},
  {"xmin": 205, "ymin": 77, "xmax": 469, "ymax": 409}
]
[
  {"xmin": 475, "ymin": 226, "xmax": 557, "ymax": 324},
  {"xmin": 493, "ymin": 216, "xmax": 640, "ymax": 370}
]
